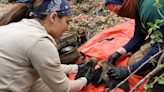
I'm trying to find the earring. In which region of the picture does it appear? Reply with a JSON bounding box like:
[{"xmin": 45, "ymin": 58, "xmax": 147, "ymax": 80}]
[{"xmin": 51, "ymin": 22, "xmax": 54, "ymax": 25}]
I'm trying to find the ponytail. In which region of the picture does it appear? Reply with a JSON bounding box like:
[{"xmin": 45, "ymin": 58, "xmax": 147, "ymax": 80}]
[
  {"xmin": 0, "ymin": 3, "xmax": 29, "ymax": 26},
  {"xmin": 0, "ymin": 0, "xmax": 42, "ymax": 26}
]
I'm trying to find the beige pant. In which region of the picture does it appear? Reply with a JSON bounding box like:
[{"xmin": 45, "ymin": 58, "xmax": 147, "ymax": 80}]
[
  {"xmin": 30, "ymin": 78, "xmax": 52, "ymax": 92},
  {"xmin": 127, "ymin": 43, "xmax": 152, "ymax": 75},
  {"xmin": 127, "ymin": 42, "xmax": 151, "ymax": 66}
]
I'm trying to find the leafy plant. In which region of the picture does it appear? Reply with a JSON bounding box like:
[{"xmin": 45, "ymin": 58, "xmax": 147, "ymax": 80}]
[
  {"xmin": 143, "ymin": 0, "xmax": 164, "ymax": 92},
  {"xmin": 147, "ymin": 19, "xmax": 164, "ymax": 44},
  {"xmin": 150, "ymin": 57, "xmax": 157, "ymax": 66},
  {"xmin": 154, "ymin": 76, "xmax": 164, "ymax": 84},
  {"xmin": 144, "ymin": 83, "xmax": 153, "ymax": 92},
  {"xmin": 154, "ymin": 0, "xmax": 163, "ymax": 8}
]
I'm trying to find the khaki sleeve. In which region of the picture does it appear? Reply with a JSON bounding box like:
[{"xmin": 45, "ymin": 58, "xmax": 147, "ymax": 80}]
[
  {"xmin": 61, "ymin": 64, "xmax": 78, "ymax": 74},
  {"xmin": 29, "ymin": 37, "xmax": 87, "ymax": 92}
]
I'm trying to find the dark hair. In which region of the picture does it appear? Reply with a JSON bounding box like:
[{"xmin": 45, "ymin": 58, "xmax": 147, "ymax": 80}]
[
  {"xmin": 57, "ymin": 15, "xmax": 63, "ymax": 19},
  {"xmin": 0, "ymin": 0, "xmax": 42, "ymax": 26},
  {"xmin": 0, "ymin": 0, "xmax": 65, "ymax": 26},
  {"xmin": 37, "ymin": 14, "xmax": 63, "ymax": 20}
]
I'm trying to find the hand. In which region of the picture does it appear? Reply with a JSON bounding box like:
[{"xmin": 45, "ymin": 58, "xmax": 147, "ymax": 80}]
[
  {"xmin": 108, "ymin": 51, "xmax": 121, "ymax": 65},
  {"xmin": 92, "ymin": 67, "xmax": 102, "ymax": 87},
  {"xmin": 107, "ymin": 66, "xmax": 133, "ymax": 79},
  {"xmin": 77, "ymin": 61, "xmax": 90, "ymax": 72},
  {"xmin": 75, "ymin": 62, "xmax": 90, "ymax": 80},
  {"xmin": 85, "ymin": 67, "xmax": 95, "ymax": 85}
]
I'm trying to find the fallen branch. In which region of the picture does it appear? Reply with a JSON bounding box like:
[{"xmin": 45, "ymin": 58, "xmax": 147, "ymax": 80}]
[
  {"xmin": 130, "ymin": 67, "xmax": 162, "ymax": 92},
  {"xmin": 143, "ymin": 73, "xmax": 164, "ymax": 92},
  {"xmin": 113, "ymin": 49, "xmax": 164, "ymax": 92},
  {"xmin": 130, "ymin": 52, "xmax": 164, "ymax": 92}
]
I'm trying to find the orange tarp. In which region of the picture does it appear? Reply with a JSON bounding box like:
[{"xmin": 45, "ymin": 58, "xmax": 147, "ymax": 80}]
[{"xmin": 69, "ymin": 19, "xmax": 149, "ymax": 92}]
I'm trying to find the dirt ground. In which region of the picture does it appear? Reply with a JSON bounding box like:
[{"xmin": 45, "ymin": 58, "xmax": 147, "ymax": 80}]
[
  {"xmin": 0, "ymin": 1, "xmax": 129, "ymax": 45},
  {"xmin": 0, "ymin": 3, "xmax": 15, "ymax": 17}
]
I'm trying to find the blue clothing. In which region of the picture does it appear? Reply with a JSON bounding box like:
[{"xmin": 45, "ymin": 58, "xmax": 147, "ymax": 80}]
[
  {"xmin": 122, "ymin": 0, "xmax": 164, "ymax": 72},
  {"xmin": 123, "ymin": 23, "xmax": 147, "ymax": 53},
  {"xmin": 17, "ymin": 0, "xmax": 72, "ymax": 16},
  {"xmin": 105, "ymin": 0, "xmax": 124, "ymax": 6},
  {"xmin": 124, "ymin": 24, "xmax": 164, "ymax": 71}
]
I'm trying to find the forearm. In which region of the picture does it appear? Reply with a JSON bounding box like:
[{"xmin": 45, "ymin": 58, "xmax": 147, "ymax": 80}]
[
  {"xmin": 116, "ymin": 47, "xmax": 127, "ymax": 55},
  {"xmin": 69, "ymin": 77, "xmax": 87, "ymax": 92},
  {"xmin": 61, "ymin": 64, "xmax": 78, "ymax": 74},
  {"xmin": 35, "ymin": 64, "xmax": 87, "ymax": 92},
  {"xmin": 123, "ymin": 23, "xmax": 147, "ymax": 53},
  {"xmin": 31, "ymin": 77, "xmax": 87, "ymax": 92},
  {"xmin": 35, "ymin": 63, "xmax": 87, "ymax": 92},
  {"xmin": 123, "ymin": 34, "xmax": 146, "ymax": 53},
  {"xmin": 131, "ymin": 25, "xmax": 164, "ymax": 71},
  {"xmin": 131, "ymin": 43, "xmax": 158, "ymax": 71}
]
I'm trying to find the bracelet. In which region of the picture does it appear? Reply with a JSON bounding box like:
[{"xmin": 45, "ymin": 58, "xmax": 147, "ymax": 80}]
[{"xmin": 128, "ymin": 66, "xmax": 132, "ymax": 74}]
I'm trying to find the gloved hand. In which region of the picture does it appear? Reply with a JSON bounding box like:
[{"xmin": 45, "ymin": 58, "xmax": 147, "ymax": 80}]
[
  {"xmin": 85, "ymin": 67, "xmax": 95, "ymax": 85},
  {"xmin": 107, "ymin": 66, "xmax": 133, "ymax": 79},
  {"xmin": 108, "ymin": 51, "xmax": 121, "ymax": 65},
  {"xmin": 92, "ymin": 67, "xmax": 102, "ymax": 87},
  {"xmin": 77, "ymin": 61, "xmax": 90, "ymax": 73}
]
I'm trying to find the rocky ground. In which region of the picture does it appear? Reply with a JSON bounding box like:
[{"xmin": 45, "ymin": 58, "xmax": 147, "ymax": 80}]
[{"xmin": 0, "ymin": 0, "xmax": 130, "ymax": 45}]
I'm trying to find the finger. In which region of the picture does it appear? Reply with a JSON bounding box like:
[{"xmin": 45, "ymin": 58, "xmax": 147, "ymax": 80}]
[
  {"xmin": 110, "ymin": 73, "xmax": 118, "ymax": 78},
  {"xmin": 107, "ymin": 70, "xmax": 112, "ymax": 75},
  {"xmin": 109, "ymin": 59, "xmax": 113, "ymax": 63},
  {"xmin": 107, "ymin": 69, "xmax": 115, "ymax": 75},
  {"xmin": 108, "ymin": 56, "xmax": 112, "ymax": 61},
  {"xmin": 86, "ymin": 67, "xmax": 91, "ymax": 73},
  {"xmin": 115, "ymin": 75, "xmax": 120, "ymax": 79}
]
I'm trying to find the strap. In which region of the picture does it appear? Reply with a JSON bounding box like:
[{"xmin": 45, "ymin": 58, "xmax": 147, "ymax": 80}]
[{"xmin": 75, "ymin": 52, "xmax": 86, "ymax": 65}]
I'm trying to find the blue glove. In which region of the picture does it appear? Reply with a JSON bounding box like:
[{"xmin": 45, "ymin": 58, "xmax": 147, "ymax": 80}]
[
  {"xmin": 108, "ymin": 51, "xmax": 121, "ymax": 65},
  {"xmin": 107, "ymin": 66, "xmax": 133, "ymax": 79}
]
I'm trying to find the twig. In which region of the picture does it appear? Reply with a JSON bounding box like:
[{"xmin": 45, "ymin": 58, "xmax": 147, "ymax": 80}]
[
  {"xmin": 113, "ymin": 49, "xmax": 164, "ymax": 92},
  {"xmin": 130, "ymin": 52, "xmax": 164, "ymax": 92},
  {"xmin": 157, "ymin": 50, "xmax": 164, "ymax": 65},
  {"xmin": 158, "ymin": 42, "xmax": 161, "ymax": 52},
  {"xmin": 157, "ymin": 8, "xmax": 164, "ymax": 19},
  {"xmin": 152, "ymin": 73, "xmax": 164, "ymax": 84},
  {"xmin": 130, "ymin": 67, "xmax": 162, "ymax": 92},
  {"xmin": 96, "ymin": 7, "xmax": 99, "ymax": 16},
  {"xmin": 143, "ymin": 73, "xmax": 164, "ymax": 92}
]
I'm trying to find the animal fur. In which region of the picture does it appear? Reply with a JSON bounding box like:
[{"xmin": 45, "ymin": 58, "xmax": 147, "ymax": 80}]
[{"xmin": 92, "ymin": 60, "xmax": 129, "ymax": 92}]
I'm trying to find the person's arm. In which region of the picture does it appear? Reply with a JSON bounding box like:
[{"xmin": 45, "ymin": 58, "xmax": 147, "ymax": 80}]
[
  {"xmin": 108, "ymin": 23, "xmax": 148, "ymax": 65},
  {"xmin": 123, "ymin": 23, "xmax": 148, "ymax": 53},
  {"xmin": 29, "ymin": 37, "xmax": 87, "ymax": 92},
  {"xmin": 131, "ymin": 25, "xmax": 164, "ymax": 71},
  {"xmin": 60, "ymin": 64, "xmax": 78, "ymax": 74}
]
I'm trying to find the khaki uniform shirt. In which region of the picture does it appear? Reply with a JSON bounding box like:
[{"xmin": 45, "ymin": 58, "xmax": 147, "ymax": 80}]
[{"xmin": 0, "ymin": 19, "xmax": 87, "ymax": 92}]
